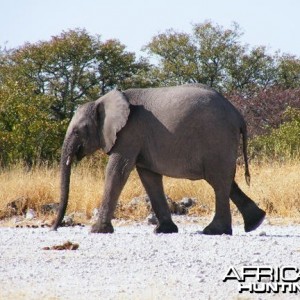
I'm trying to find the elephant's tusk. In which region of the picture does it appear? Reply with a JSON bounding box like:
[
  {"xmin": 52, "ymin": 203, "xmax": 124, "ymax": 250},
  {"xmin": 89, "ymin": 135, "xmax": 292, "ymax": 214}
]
[{"xmin": 66, "ymin": 156, "xmax": 72, "ymax": 166}]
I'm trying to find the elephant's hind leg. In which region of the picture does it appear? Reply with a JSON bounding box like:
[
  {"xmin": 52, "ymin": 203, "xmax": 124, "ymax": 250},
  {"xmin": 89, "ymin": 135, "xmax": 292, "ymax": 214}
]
[
  {"xmin": 202, "ymin": 167, "xmax": 234, "ymax": 235},
  {"xmin": 202, "ymin": 184, "xmax": 233, "ymax": 235},
  {"xmin": 230, "ymin": 181, "xmax": 266, "ymax": 232},
  {"xmin": 137, "ymin": 167, "xmax": 178, "ymax": 234}
]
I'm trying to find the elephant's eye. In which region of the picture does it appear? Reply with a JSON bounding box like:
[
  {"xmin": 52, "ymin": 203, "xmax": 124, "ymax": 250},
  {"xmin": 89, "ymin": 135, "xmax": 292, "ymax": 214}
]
[{"xmin": 73, "ymin": 128, "xmax": 79, "ymax": 136}]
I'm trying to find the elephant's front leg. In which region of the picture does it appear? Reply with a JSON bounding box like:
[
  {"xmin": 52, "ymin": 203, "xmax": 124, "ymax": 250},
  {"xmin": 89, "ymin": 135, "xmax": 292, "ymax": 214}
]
[{"xmin": 91, "ymin": 154, "xmax": 134, "ymax": 233}]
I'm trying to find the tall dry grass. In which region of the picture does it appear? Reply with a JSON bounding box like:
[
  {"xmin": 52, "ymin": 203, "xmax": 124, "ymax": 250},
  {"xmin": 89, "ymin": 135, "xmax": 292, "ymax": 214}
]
[{"xmin": 0, "ymin": 160, "xmax": 299, "ymax": 222}]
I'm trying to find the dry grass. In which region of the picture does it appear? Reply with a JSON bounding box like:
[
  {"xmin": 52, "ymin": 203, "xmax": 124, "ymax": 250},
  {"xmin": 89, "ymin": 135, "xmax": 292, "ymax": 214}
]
[
  {"xmin": 237, "ymin": 162, "xmax": 300, "ymax": 219},
  {"xmin": 0, "ymin": 161, "xmax": 299, "ymax": 223}
]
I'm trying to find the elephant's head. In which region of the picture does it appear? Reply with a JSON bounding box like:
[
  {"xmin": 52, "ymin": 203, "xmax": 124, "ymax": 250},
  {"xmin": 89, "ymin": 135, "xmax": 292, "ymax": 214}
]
[{"xmin": 52, "ymin": 90, "xmax": 130, "ymax": 230}]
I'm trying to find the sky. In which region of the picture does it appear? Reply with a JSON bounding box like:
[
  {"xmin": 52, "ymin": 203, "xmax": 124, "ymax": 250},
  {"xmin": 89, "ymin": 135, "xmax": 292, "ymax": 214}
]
[{"xmin": 1, "ymin": 0, "xmax": 300, "ymax": 58}]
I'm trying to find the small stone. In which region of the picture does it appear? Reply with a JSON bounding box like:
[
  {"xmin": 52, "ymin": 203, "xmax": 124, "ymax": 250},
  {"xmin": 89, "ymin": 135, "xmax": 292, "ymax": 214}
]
[
  {"xmin": 40, "ymin": 203, "xmax": 59, "ymax": 214},
  {"xmin": 26, "ymin": 209, "xmax": 36, "ymax": 220},
  {"xmin": 14, "ymin": 216, "xmax": 24, "ymax": 224},
  {"xmin": 62, "ymin": 215, "xmax": 74, "ymax": 227},
  {"xmin": 180, "ymin": 197, "xmax": 195, "ymax": 208},
  {"xmin": 147, "ymin": 213, "xmax": 158, "ymax": 225},
  {"xmin": 92, "ymin": 208, "xmax": 99, "ymax": 219}
]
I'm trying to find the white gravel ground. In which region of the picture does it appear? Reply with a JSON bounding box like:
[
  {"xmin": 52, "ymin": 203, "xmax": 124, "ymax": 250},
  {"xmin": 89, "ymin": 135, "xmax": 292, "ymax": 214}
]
[{"xmin": 1, "ymin": 216, "xmax": 300, "ymax": 300}]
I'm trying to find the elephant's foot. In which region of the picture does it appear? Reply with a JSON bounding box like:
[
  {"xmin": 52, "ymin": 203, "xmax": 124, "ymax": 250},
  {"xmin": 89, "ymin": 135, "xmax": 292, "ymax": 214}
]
[
  {"xmin": 244, "ymin": 208, "xmax": 266, "ymax": 232},
  {"xmin": 90, "ymin": 221, "xmax": 114, "ymax": 233},
  {"xmin": 203, "ymin": 219, "xmax": 232, "ymax": 235},
  {"xmin": 154, "ymin": 220, "xmax": 178, "ymax": 234}
]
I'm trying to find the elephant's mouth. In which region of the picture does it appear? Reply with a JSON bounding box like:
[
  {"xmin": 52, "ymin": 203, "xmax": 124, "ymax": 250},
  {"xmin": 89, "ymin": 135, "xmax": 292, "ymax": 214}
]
[
  {"xmin": 75, "ymin": 144, "xmax": 85, "ymax": 161},
  {"xmin": 65, "ymin": 144, "xmax": 87, "ymax": 166}
]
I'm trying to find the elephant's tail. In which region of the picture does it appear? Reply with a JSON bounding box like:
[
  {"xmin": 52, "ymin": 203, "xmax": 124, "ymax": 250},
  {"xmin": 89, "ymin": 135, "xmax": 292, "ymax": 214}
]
[{"xmin": 241, "ymin": 122, "xmax": 251, "ymax": 186}]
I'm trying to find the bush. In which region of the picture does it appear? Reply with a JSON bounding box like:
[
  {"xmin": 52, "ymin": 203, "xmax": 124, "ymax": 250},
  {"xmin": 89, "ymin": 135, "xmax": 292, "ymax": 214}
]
[
  {"xmin": 249, "ymin": 107, "xmax": 300, "ymax": 160},
  {"xmin": 229, "ymin": 87, "xmax": 300, "ymax": 137}
]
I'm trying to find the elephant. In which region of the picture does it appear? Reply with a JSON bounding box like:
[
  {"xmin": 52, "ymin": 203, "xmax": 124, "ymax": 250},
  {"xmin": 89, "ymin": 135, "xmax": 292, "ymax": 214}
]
[{"xmin": 52, "ymin": 84, "xmax": 266, "ymax": 235}]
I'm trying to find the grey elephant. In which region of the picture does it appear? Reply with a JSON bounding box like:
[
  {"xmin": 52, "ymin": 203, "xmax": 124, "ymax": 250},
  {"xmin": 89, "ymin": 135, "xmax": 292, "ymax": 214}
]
[{"xmin": 52, "ymin": 84, "xmax": 265, "ymax": 235}]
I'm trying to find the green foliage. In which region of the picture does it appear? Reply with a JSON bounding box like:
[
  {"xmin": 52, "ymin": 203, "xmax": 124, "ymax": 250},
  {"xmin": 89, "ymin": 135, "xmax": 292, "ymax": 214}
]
[
  {"xmin": 145, "ymin": 21, "xmax": 300, "ymax": 95},
  {"xmin": 0, "ymin": 75, "xmax": 67, "ymax": 165},
  {"xmin": 276, "ymin": 54, "xmax": 300, "ymax": 88},
  {"xmin": 5, "ymin": 29, "xmax": 149, "ymax": 120},
  {"xmin": 144, "ymin": 30, "xmax": 196, "ymax": 85},
  {"xmin": 192, "ymin": 21, "xmax": 244, "ymax": 89},
  {"xmin": 250, "ymin": 108, "xmax": 300, "ymax": 160},
  {"xmin": 96, "ymin": 39, "xmax": 152, "ymax": 92},
  {"xmin": 145, "ymin": 21, "xmax": 278, "ymax": 94},
  {"xmin": 0, "ymin": 29, "xmax": 149, "ymax": 166}
]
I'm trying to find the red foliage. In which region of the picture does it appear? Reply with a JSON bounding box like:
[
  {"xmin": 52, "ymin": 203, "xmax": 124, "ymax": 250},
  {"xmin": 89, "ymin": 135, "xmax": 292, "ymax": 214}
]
[{"xmin": 227, "ymin": 87, "xmax": 300, "ymax": 137}]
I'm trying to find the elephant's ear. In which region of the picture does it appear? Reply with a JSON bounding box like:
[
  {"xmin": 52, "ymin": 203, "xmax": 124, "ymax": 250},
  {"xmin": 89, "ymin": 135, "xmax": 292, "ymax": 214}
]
[{"xmin": 96, "ymin": 90, "xmax": 130, "ymax": 153}]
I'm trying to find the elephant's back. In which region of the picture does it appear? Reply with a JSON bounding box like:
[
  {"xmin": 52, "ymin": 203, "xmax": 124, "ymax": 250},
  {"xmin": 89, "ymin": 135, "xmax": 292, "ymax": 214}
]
[
  {"xmin": 124, "ymin": 85, "xmax": 243, "ymax": 129},
  {"xmin": 124, "ymin": 85, "xmax": 215, "ymax": 107}
]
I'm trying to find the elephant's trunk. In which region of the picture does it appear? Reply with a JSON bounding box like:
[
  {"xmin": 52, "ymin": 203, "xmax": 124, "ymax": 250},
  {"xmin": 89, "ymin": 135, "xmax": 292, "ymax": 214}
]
[{"xmin": 51, "ymin": 140, "xmax": 75, "ymax": 230}]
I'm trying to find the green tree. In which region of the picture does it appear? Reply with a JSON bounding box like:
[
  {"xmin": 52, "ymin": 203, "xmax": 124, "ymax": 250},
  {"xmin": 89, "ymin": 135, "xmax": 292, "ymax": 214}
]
[
  {"xmin": 96, "ymin": 39, "xmax": 152, "ymax": 93},
  {"xmin": 0, "ymin": 70, "xmax": 66, "ymax": 165},
  {"xmin": 8, "ymin": 29, "xmax": 99, "ymax": 120},
  {"xmin": 276, "ymin": 54, "xmax": 300, "ymax": 88},
  {"xmin": 144, "ymin": 30, "xmax": 197, "ymax": 85},
  {"xmin": 145, "ymin": 21, "xmax": 278, "ymax": 95},
  {"xmin": 0, "ymin": 29, "xmax": 150, "ymax": 166},
  {"xmin": 5, "ymin": 29, "xmax": 149, "ymax": 120},
  {"xmin": 226, "ymin": 46, "xmax": 276, "ymax": 95},
  {"xmin": 192, "ymin": 21, "xmax": 243, "ymax": 89},
  {"xmin": 145, "ymin": 21, "xmax": 244, "ymax": 90}
]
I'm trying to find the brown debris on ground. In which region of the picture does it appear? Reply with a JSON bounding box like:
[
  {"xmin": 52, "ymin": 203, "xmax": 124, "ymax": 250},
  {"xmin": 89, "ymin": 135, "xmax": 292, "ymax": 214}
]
[{"xmin": 42, "ymin": 241, "xmax": 79, "ymax": 251}]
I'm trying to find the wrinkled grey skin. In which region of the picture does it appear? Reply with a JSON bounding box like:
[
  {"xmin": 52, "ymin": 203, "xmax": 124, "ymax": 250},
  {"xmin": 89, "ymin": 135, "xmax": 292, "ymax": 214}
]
[{"xmin": 52, "ymin": 85, "xmax": 265, "ymax": 235}]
